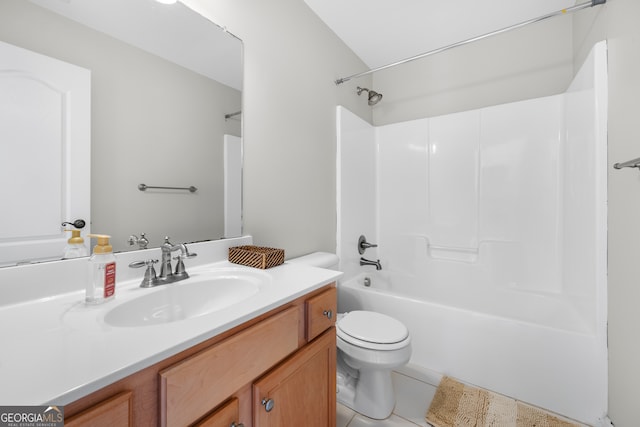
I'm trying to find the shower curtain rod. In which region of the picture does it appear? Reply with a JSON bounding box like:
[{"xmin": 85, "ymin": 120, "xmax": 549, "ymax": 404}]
[{"xmin": 335, "ymin": 0, "xmax": 606, "ymax": 85}]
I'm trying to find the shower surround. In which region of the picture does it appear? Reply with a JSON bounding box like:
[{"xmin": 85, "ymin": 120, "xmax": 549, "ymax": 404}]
[{"xmin": 336, "ymin": 42, "xmax": 607, "ymax": 424}]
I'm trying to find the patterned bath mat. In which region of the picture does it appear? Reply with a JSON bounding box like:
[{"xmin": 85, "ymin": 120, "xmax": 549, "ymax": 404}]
[{"xmin": 426, "ymin": 376, "xmax": 583, "ymax": 427}]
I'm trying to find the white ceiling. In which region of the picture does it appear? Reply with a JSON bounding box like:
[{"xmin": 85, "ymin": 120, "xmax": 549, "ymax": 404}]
[
  {"xmin": 29, "ymin": 0, "xmax": 242, "ymax": 90},
  {"xmin": 29, "ymin": 0, "xmax": 581, "ymax": 89},
  {"xmin": 304, "ymin": 0, "xmax": 577, "ymax": 70}
]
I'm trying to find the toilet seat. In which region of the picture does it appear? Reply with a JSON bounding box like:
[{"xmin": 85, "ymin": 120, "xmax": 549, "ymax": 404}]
[{"xmin": 337, "ymin": 311, "xmax": 410, "ymax": 351}]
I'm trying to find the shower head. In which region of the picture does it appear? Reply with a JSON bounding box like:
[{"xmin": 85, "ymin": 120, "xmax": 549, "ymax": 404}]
[
  {"xmin": 357, "ymin": 87, "xmax": 383, "ymax": 106},
  {"xmin": 367, "ymin": 90, "xmax": 383, "ymax": 106}
]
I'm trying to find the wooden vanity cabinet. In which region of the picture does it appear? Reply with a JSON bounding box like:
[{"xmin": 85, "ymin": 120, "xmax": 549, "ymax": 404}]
[
  {"xmin": 64, "ymin": 283, "xmax": 336, "ymax": 427},
  {"xmin": 253, "ymin": 329, "xmax": 336, "ymax": 427},
  {"xmin": 252, "ymin": 286, "xmax": 337, "ymax": 427},
  {"xmin": 160, "ymin": 306, "xmax": 301, "ymax": 426}
]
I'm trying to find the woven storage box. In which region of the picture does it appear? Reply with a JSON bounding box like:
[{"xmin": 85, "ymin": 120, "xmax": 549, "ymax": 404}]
[{"xmin": 228, "ymin": 245, "xmax": 285, "ymax": 269}]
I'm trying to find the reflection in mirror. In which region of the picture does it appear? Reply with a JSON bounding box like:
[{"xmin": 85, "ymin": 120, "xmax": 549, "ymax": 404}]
[{"xmin": 0, "ymin": 0, "xmax": 242, "ymax": 266}]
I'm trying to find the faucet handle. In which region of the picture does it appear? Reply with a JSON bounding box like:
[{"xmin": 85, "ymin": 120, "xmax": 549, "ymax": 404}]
[
  {"xmin": 173, "ymin": 259, "xmax": 188, "ymax": 279},
  {"xmin": 173, "ymin": 250, "xmax": 197, "ymax": 279},
  {"xmin": 129, "ymin": 259, "xmax": 158, "ymax": 268},
  {"xmin": 358, "ymin": 235, "xmax": 378, "ymax": 254},
  {"xmin": 128, "ymin": 232, "xmax": 149, "ymax": 250},
  {"xmin": 129, "ymin": 259, "xmax": 159, "ymax": 287}
]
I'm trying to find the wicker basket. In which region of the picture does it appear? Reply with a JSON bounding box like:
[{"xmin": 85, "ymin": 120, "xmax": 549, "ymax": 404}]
[{"xmin": 228, "ymin": 245, "xmax": 285, "ymax": 269}]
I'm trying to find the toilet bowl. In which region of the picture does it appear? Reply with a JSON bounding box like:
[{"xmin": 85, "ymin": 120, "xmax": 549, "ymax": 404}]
[
  {"xmin": 336, "ymin": 310, "xmax": 411, "ymax": 419},
  {"xmin": 287, "ymin": 252, "xmax": 412, "ymax": 420}
]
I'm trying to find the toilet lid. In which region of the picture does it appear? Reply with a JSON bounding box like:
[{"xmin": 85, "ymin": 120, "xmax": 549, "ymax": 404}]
[{"xmin": 337, "ymin": 311, "xmax": 409, "ymax": 345}]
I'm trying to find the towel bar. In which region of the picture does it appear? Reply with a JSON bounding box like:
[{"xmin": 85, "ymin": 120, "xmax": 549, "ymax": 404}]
[
  {"xmin": 138, "ymin": 183, "xmax": 197, "ymax": 193},
  {"xmin": 613, "ymin": 157, "xmax": 640, "ymax": 169}
]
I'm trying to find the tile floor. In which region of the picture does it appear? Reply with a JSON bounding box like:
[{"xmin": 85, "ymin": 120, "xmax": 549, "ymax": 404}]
[
  {"xmin": 337, "ymin": 403, "xmax": 428, "ymax": 427},
  {"xmin": 336, "ymin": 369, "xmax": 438, "ymax": 427},
  {"xmin": 336, "ymin": 369, "xmax": 591, "ymax": 427}
]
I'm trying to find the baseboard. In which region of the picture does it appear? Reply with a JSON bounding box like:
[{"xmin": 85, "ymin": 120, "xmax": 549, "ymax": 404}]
[{"xmin": 395, "ymin": 363, "xmax": 442, "ymax": 386}]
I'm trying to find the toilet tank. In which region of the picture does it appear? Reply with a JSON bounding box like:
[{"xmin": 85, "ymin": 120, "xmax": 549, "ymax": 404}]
[{"xmin": 287, "ymin": 252, "xmax": 339, "ymax": 270}]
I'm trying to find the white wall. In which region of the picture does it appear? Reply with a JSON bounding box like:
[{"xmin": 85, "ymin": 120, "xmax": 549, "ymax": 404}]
[
  {"xmin": 182, "ymin": 0, "xmax": 373, "ymax": 259},
  {"xmin": 371, "ymin": 15, "xmax": 574, "ymax": 125},
  {"xmin": 573, "ymin": 1, "xmax": 640, "ymax": 425}
]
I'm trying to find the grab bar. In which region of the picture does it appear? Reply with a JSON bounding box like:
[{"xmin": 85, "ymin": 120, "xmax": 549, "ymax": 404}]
[
  {"xmin": 613, "ymin": 157, "xmax": 640, "ymax": 169},
  {"xmin": 138, "ymin": 183, "xmax": 197, "ymax": 193}
]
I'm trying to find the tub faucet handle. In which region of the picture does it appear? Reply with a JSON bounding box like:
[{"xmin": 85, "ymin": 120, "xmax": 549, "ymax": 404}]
[{"xmin": 358, "ymin": 235, "xmax": 378, "ymax": 254}]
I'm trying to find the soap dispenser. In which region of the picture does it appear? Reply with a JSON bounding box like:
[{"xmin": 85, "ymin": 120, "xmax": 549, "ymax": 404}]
[
  {"xmin": 63, "ymin": 229, "xmax": 88, "ymax": 259},
  {"xmin": 86, "ymin": 234, "xmax": 116, "ymax": 304}
]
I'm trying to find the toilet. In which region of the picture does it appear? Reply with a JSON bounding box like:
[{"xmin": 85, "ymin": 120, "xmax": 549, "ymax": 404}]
[{"xmin": 288, "ymin": 252, "xmax": 412, "ymax": 420}]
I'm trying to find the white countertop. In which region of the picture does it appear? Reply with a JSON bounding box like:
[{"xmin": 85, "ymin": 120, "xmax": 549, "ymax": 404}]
[{"xmin": 0, "ymin": 259, "xmax": 341, "ymax": 405}]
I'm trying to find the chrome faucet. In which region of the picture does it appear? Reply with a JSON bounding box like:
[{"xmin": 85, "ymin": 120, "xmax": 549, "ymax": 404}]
[
  {"xmin": 360, "ymin": 257, "xmax": 382, "ymax": 270},
  {"xmin": 128, "ymin": 259, "xmax": 159, "ymax": 288},
  {"xmin": 159, "ymin": 237, "xmax": 197, "ymax": 283},
  {"xmin": 127, "ymin": 232, "xmax": 149, "ymax": 250}
]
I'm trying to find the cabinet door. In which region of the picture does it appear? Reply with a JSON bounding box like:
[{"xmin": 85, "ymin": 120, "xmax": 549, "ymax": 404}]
[{"xmin": 253, "ymin": 328, "xmax": 336, "ymax": 427}]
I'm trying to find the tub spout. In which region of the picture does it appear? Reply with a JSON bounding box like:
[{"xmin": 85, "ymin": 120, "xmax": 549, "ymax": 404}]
[{"xmin": 360, "ymin": 257, "xmax": 382, "ymax": 270}]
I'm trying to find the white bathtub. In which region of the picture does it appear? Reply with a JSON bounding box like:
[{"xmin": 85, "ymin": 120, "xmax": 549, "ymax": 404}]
[{"xmin": 337, "ymin": 272, "xmax": 607, "ymax": 425}]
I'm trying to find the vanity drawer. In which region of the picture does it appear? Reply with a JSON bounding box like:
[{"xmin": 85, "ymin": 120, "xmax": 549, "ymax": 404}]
[
  {"xmin": 160, "ymin": 306, "xmax": 300, "ymax": 427},
  {"xmin": 306, "ymin": 286, "xmax": 337, "ymax": 341},
  {"xmin": 65, "ymin": 391, "xmax": 132, "ymax": 427},
  {"xmin": 194, "ymin": 397, "xmax": 241, "ymax": 427}
]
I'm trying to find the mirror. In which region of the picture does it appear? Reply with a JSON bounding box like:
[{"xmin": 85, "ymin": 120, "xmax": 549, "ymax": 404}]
[{"xmin": 0, "ymin": 0, "xmax": 242, "ymax": 264}]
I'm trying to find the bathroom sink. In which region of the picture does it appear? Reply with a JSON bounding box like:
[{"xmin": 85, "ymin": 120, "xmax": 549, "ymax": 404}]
[{"xmin": 104, "ymin": 269, "xmax": 266, "ymax": 327}]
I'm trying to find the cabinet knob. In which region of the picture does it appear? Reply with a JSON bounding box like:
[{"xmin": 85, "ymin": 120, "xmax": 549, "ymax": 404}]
[
  {"xmin": 261, "ymin": 398, "xmax": 275, "ymax": 412},
  {"xmin": 323, "ymin": 310, "xmax": 333, "ymax": 319},
  {"xmin": 230, "ymin": 423, "xmax": 244, "ymax": 427}
]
